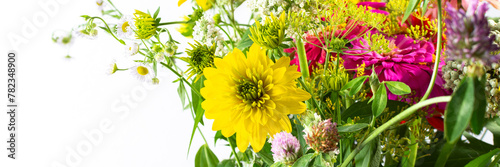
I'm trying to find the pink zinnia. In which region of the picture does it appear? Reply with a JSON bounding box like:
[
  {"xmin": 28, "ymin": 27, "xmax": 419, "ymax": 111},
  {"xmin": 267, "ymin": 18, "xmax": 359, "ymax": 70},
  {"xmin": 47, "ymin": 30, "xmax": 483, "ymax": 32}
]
[{"xmin": 342, "ymin": 35, "xmax": 450, "ymax": 130}]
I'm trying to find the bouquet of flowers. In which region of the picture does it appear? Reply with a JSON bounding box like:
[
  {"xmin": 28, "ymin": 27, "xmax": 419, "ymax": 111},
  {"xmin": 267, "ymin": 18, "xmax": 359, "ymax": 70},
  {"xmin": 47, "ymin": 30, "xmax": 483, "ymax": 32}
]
[{"xmin": 63, "ymin": 0, "xmax": 500, "ymax": 166}]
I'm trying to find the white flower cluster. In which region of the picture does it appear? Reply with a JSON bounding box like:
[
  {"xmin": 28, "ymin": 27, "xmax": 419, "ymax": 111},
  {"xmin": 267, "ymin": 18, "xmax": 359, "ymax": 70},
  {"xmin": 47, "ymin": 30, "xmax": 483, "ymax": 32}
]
[
  {"xmin": 247, "ymin": 0, "xmax": 317, "ymax": 19},
  {"xmin": 489, "ymin": 19, "xmax": 500, "ymax": 46},
  {"xmin": 442, "ymin": 61, "xmax": 500, "ymax": 118},
  {"xmin": 193, "ymin": 14, "xmax": 226, "ymax": 56}
]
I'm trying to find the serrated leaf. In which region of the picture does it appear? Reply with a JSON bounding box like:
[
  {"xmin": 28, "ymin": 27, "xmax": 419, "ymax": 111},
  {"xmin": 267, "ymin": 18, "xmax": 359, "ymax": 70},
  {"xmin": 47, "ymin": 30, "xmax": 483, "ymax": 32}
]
[
  {"xmin": 195, "ymin": 144, "xmax": 219, "ymax": 167},
  {"xmin": 372, "ymin": 83, "xmax": 387, "ymax": 117},
  {"xmin": 385, "ymin": 81, "xmax": 411, "ymax": 95},
  {"xmin": 341, "ymin": 76, "xmax": 368, "ymax": 96}
]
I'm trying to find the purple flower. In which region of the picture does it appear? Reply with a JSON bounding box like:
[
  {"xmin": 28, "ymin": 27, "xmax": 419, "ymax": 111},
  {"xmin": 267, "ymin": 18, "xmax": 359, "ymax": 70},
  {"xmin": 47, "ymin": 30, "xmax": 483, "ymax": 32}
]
[
  {"xmin": 271, "ymin": 132, "xmax": 301, "ymax": 165},
  {"xmin": 445, "ymin": 0, "xmax": 500, "ymax": 65}
]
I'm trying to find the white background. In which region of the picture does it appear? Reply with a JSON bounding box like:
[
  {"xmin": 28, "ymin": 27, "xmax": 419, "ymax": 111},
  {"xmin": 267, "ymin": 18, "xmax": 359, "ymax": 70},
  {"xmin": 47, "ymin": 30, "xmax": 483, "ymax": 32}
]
[{"xmin": 0, "ymin": 1, "xmax": 499, "ymax": 167}]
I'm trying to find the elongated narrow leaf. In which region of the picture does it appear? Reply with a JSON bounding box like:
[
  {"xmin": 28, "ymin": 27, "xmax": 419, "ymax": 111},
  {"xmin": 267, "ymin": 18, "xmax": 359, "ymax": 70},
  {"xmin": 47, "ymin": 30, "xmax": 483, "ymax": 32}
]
[
  {"xmin": 372, "ymin": 83, "xmax": 387, "ymax": 117},
  {"xmin": 445, "ymin": 77, "xmax": 476, "ymax": 144},
  {"xmin": 257, "ymin": 141, "xmax": 275, "ymax": 165},
  {"xmin": 237, "ymin": 28, "xmax": 254, "ymax": 50},
  {"xmin": 470, "ymin": 76, "xmax": 487, "ymax": 134},
  {"xmin": 402, "ymin": 0, "xmax": 421, "ymax": 23},
  {"xmin": 312, "ymin": 154, "xmax": 326, "ymax": 167},
  {"xmin": 195, "ymin": 144, "xmax": 219, "ymax": 167},
  {"xmin": 153, "ymin": 6, "xmax": 160, "ymax": 19},
  {"xmin": 341, "ymin": 76, "xmax": 368, "ymax": 96},
  {"xmin": 291, "ymin": 153, "xmax": 316, "ymax": 167},
  {"xmin": 385, "ymin": 81, "xmax": 411, "ymax": 95},
  {"xmin": 337, "ymin": 123, "xmax": 369, "ymax": 133},
  {"xmin": 465, "ymin": 148, "xmax": 500, "ymax": 167}
]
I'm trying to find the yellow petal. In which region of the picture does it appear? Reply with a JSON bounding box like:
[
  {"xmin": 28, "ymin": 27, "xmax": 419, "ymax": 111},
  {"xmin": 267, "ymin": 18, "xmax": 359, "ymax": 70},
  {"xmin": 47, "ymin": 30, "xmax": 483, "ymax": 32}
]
[
  {"xmin": 237, "ymin": 132, "xmax": 249, "ymax": 152},
  {"xmin": 178, "ymin": 0, "xmax": 187, "ymax": 7}
]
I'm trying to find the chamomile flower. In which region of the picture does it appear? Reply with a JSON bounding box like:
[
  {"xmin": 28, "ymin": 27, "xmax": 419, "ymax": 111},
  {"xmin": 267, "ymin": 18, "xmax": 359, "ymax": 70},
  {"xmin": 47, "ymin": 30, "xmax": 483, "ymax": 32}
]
[
  {"xmin": 130, "ymin": 63, "xmax": 153, "ymax": 81},
  {"xmin": 116, "ymin": 16, "xmax": 135, "ymax": 39},
  {"xmin": 125, "ymin": 42, "xmax": 139, "ymax": 56},
  {"xmin": 106, "ymin": 60, "xmax": 119, "ymax": 75}
]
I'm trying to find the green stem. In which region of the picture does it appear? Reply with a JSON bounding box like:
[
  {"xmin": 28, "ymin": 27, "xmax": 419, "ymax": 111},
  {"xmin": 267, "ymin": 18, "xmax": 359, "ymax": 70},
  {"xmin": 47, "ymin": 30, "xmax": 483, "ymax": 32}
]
[
  {"xmin": 157, "ymin": 21, "xmax": 188, "ymax": 26},
  {"xmin": 296, "ymin": 36, "xmax": 310, "ymax": 79},
  {"xmin": 91, "ymin": 17, "xmax": 125, "ymax": 45},
  {"xmin": 229, "ymin": 138, "xmax": 243, "ymax": 167},
  {"xmin": 408, "ymin": 118, "xmax": 421, "ymax": 167},
  {"xmin": 106, "ymin": 0, "xmax": 123, "ymax": 16},
  {"xmin": 421, "ymin": 0, "xmax": 442, "ymax": 101},
  {"xmin": 160, "ymin": 62, "xmax": 203, "ymax": 99},
  {"xmin": 435, "ymin": 141, "xmax": 456, "ymax": 167},
  {"xmin": 217, "ymin": 24, "xmax": 235, "ymax": 49},
  {"xmin": 340, "ymin": 96, "xmax": 452, "ymax": 167}
]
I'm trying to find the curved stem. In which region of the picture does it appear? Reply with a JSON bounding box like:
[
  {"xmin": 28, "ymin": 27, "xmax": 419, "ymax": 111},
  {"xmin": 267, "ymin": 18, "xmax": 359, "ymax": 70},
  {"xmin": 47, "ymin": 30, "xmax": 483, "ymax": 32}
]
[
  {"xmin": 217, "ymin": 24, "xmax": 235, "ymax": 49},
  {"xmin": 340, "ymin": 96, "xmax": 451, "ymax": 167},
  {"xmin": 91, "ymin": 17, "xmax": 125, "ymax": 45},
  {"xmin": 160, "ymin": 62, "xmax": 203, "ymax": 99},
  {"xmin": 421, "ymin": 0, "xmax": 442, "ymax": 101}
]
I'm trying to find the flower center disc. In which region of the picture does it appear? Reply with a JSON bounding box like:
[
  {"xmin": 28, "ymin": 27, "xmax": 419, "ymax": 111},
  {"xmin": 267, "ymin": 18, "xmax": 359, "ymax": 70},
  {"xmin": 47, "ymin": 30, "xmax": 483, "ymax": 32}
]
[
  {"xmin": 137, "ymin": 66, "xmax": 149, "ymax": 76},
  {"xmin": 237, "ymin": 80, "xmax": 266, "ymax": 108},
  {"xmin": 122, "ymin": 21, "xmax": 130, "ymax": 32}
]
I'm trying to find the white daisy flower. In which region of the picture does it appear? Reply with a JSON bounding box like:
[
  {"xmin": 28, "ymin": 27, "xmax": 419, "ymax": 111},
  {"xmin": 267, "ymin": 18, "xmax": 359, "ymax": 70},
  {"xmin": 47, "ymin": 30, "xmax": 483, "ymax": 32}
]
[
  {"xmin": 130, "ymin": 63, "xmax": 153, "ymax": 82},
  {"xmin": 116, "ymin": 16, "xmax": 135, "ymax": 38},
  {"xmin": 125, "ymin": 42, "xmax": 139, "ymax": 56}
]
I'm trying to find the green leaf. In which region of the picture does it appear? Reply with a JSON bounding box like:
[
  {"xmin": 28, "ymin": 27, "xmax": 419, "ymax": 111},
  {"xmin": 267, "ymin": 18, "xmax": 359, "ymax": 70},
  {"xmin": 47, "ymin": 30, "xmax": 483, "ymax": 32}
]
[
  {"xmin": 384, "ymin": 81, "xmax": 411, "ymax": 95},
  {"xmin": 188, "ymin": 76, "xmax": 206, "ymax": 155},
  {"xmin": 270, "ymin": 162, "xmax": 287, "ymax": 167},
  {"xmin": 312, "ymin": 154, "xmax": 326, "ymax": 167},
  {"xmin": 337, "ymin": 123, "xmax": 369, "ymax": 133},
  {"xmin": 445, "ymin": 77, "xmax": 476, "ymax": 144},
  {"xmin": 214, "ymin": 130, "xmax": 227, "ymax": 145},
  {"xmin": 153, "ymin": 6, "xmax": 160, "ymax": 19},
  {"xmin": 402, "ymin": 0, "xmax": 420, "ymax": 23},
  {"xmin": 469, "ymin": 76, "xmax": 487, "ymax": 134},
  {"xmin": 418, "ymin": 138, "xmax": 497, "ymax": 166},
  {"xmin": 422, "ymin": 0, "xmax": 431, "ymax": 15},
  {"xmin": 341, "ymin": 76, "xmax": 368, "ymax": 97},
  {"xmin": 195, "ymin": 144, "xmax": 219, "ymax": 167},
  {"xmin": 355, "ymin": 139, "xmax": 376, "ymax": 167},
  {"xmin": 485, "ymin": 118, "xmax": 500, "ymax": 147},
  {"xmin": 465, "ymin": 148, "xmax": 500, "ymax": 167},
  {"xmin": 217, "ymin": 159, "xmax": 236, "ymax": 167},
  {"xmin": 177, "ymin": 80, "xmax": 187, "ymax": 108},
  {"xmin": 257, "ymin": 141, "xmax": 275, "ymax": 165},
  {"xmin": 372, "ymin": 83, "xmax": 387, "ymax": 117},
  {"xmin": 291, "ymin": 153, "xmax": 316, "ymax": 167},
  {"xmin": 237, "ymin": 28, "xmax": 254, "ymax": 50}
]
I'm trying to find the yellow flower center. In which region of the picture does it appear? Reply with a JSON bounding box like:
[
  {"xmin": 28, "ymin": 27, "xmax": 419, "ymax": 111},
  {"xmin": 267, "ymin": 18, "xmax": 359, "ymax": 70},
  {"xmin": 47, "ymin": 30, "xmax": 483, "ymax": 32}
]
[
  {"xmin": 122, "ymin": 21, "xmax": 130, "ymax": 32},
  {"xmin": 136, "ymin": 66, "xmax": 149, "ymax": 76},
  {"xmin": 236, "ymin": 79, "xmax": 268, "ymax": 108}
]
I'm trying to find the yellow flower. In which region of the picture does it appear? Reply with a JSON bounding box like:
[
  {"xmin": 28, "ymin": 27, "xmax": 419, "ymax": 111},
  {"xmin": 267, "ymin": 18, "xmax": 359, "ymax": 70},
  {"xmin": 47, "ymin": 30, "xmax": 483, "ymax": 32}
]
[
  {"xmin": 178, "ymin": 0, "xmax": 214, "ymax": 11},
  {"xmin": 201, "ymin": 44, "xmax": 311, "ymax": 152}
]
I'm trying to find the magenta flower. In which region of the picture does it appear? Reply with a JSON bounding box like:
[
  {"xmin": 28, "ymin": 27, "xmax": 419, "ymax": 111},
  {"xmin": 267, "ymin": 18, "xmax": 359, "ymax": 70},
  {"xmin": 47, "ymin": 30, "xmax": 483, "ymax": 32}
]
[
  {"xmin": 342, "ymin": 35, "xmax": 450, "ymax": 113},
  {"xmin": 270, "ymin": 132, "xmax": 301, "ymax": 165},
  {"xmin": 285, "ymin": 21, "xmax": 369, "ymax": 72}
]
